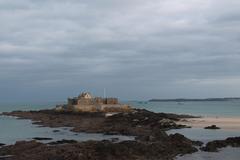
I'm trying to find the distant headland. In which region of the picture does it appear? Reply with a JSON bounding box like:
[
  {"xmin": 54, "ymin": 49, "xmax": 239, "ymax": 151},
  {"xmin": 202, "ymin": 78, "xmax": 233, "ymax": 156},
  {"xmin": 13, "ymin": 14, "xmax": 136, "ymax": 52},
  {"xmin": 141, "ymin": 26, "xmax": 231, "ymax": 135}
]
[{"xmin": 149, "ymin": 97, "xmax": 240, "ymax": 102}]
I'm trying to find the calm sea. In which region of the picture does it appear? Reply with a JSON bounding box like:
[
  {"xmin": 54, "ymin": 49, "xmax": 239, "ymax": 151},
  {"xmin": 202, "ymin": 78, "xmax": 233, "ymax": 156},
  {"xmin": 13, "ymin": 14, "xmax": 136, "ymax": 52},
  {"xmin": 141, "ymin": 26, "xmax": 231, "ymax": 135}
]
[
  {"xmin": 127, "ymin": 100, "xmax": 240, "ymax": 117},
  {"xmin": 0, "ymin": 100, "xmax": 240, "ymax": 159}
]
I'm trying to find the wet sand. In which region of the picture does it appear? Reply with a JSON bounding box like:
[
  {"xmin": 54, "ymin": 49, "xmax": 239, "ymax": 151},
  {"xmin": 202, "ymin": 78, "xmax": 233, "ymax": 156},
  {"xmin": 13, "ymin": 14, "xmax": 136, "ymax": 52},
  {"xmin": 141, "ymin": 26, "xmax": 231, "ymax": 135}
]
[{"xmin": 179, "ymin": 117, "xmax": 240, "ymax": 131}]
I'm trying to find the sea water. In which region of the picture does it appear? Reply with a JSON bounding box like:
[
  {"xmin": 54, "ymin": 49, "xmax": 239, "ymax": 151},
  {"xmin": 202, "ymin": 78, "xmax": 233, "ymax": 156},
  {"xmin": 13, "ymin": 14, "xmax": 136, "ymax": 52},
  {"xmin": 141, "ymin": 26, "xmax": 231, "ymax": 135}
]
[{"xmin": 127, "ymin": 100, "xmax": 240, "ymax": 117}]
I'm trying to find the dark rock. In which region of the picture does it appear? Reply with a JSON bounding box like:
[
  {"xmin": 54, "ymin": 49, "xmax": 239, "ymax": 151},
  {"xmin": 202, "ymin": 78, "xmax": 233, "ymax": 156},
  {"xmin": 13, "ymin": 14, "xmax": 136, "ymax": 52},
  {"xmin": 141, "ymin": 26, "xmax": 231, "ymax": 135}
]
[
  {"xmin": 192, "ymin": 140, "xmax": 204, "ymax": 146},
  {"xmin": 32, "ymin": 137, "xmax": 53, "ymax": 141},
  {"xmin": 53, "ymin": 130, "xmax": 60, "ymax": 133},
  {"xmin": 204, "ymin": 125, "xmax": 220, "ymax": 130},
  {"xmin": 0, "ymin": 144, "xmax": 5, "ymax": 147},
  {"xmin": 168, "ymin": 133, "xmax": 198, "ymax": 154},
  {"xmin": 0, "ymin": 137, "xmax": 198, "ymax": 160},
  {"xmin": 48, "ymin": 139, "xmax": 78, "ymax": 145},
  {"xmin": 201, "ymin": 137, "xmax": 240, "ymax": 152}
]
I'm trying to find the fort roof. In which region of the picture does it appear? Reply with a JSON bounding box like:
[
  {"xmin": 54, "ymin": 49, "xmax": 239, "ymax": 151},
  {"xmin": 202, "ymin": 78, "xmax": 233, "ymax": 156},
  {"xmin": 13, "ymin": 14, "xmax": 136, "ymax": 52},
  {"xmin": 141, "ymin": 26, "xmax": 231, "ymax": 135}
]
[{"xmin": 78, "ymin": 92, "xmax": 93, "ymax": 99}]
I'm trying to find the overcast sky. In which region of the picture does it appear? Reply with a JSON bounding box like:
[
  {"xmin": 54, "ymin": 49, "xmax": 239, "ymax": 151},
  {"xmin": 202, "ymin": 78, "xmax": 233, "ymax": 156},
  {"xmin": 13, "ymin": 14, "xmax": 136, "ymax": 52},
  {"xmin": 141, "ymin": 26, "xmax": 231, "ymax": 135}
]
[{"xmin": 1, "ymin": 0, "xmax": 240, "ymax": 102}]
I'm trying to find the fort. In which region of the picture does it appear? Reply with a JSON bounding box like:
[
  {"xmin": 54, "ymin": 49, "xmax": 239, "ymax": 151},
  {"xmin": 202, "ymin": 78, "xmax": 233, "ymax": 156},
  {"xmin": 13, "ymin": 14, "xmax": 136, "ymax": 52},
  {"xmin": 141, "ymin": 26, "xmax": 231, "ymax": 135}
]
[{"xmin": 56, "ymin": 92, "xmax": 131, "ymax": 112}]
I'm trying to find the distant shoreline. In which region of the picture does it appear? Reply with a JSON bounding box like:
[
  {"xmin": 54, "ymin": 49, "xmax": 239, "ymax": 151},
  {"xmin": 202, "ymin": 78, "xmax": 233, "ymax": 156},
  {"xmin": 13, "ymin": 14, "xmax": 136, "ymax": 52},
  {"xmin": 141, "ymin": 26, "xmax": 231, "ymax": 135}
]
[{"xmin": 149, "ymin": 97, "xmax": 240, "ymax": 102}]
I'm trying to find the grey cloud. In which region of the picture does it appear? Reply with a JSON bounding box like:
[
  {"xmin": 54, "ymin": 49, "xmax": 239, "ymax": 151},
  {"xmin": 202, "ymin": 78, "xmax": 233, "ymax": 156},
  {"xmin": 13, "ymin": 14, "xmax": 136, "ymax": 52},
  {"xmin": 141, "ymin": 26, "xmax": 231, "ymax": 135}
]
[{"xmin": 0, "ymin": 0, "xmax": 240, "ymax": 102}]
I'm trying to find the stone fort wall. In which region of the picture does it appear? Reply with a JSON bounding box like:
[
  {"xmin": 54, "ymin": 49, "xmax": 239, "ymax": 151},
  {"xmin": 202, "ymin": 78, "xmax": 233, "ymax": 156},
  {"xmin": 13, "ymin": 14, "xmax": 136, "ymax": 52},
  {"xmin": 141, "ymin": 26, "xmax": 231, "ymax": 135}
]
[{"xmin": 68, "ymin": 97, "xmax": 118, "ymax": 106}]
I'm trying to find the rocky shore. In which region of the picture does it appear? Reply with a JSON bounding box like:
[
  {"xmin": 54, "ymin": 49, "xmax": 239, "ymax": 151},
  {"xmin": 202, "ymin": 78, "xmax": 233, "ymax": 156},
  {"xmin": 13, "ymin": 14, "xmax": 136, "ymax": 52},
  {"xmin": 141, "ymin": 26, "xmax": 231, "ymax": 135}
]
[
  {"xmin": 0, "ymin": 134, "xmax": 200, "ymax": 160},
  {"xmin": 0, "ymin": 109, "xmax": 200, "ymax": 160},
  {"xmin": 1, "ymin": 109, "xmax": 195, "ymax": 136}
]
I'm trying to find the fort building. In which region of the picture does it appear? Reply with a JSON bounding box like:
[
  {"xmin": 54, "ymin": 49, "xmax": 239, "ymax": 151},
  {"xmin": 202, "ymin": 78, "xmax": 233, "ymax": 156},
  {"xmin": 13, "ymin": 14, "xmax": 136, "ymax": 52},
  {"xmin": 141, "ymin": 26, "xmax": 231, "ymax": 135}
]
[{"xmin": 56, "ymin": 92, "xmax": 131, "ymax": 112}]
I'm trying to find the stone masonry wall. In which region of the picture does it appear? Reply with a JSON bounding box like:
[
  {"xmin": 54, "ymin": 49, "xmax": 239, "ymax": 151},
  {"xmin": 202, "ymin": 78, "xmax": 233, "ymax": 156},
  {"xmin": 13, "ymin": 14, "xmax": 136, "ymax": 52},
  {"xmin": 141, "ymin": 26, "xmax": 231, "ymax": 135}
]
[{"xmin": 105, "ymin": 98, "xmax": 118, "ymax": 104}]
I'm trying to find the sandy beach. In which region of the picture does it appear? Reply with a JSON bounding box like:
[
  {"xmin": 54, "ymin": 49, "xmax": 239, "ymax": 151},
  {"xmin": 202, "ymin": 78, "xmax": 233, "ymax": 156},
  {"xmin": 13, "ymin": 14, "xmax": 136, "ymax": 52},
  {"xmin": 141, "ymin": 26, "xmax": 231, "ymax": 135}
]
[{"xmin": 179, "ymin": 117, "xmax": 240, "ymax": 131}]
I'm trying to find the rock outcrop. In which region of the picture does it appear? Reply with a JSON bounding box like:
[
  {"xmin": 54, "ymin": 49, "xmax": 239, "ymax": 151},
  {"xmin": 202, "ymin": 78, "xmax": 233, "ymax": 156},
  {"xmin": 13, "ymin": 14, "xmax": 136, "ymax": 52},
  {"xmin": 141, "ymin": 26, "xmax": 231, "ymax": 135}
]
[
  {"xmin": 201, "ymin": 137, "xmax": 240, "ymax": 152},
  {"xmin": 204, "ymin": 125, "xmax": 220, "ymax": 130},
  {"xmin": 0, "ymin": 135, "xmax": 198, "ymax": 160}
]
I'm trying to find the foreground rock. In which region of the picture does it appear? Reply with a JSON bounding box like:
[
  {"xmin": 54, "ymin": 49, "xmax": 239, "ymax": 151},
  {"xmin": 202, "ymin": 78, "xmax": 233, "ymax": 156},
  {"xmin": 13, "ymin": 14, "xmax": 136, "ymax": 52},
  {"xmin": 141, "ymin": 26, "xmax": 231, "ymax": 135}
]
[
  {"xmin": 201, "ymin": 137, "xmax": 240, "ymax": 152},
  {"xmin": 0, "ymin": 133, "xmax": 198, "ymax": 160}
]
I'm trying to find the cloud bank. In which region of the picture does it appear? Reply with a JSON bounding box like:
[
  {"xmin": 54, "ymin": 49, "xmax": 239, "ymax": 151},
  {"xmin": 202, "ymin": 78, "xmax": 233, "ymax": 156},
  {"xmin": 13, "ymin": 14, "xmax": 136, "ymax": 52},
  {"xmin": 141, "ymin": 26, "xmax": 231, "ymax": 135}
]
[{"xmin": 0, "ymin": 0, "xmax": 240, "ymax": 102}]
